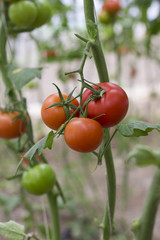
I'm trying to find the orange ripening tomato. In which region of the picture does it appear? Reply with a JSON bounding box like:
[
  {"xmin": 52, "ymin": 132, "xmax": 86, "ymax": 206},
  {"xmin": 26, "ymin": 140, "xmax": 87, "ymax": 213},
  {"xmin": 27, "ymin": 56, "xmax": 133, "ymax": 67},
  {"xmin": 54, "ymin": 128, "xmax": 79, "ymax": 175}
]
[
  {"xmin": 64, "ymin": 118, "xmax": 103, "ymax": 153},
  {"xmin": 41, "ymin": 93, "xmax": 79, "ymax": 130},
  {"xmin": 0, "ymin": 110, "xmax": 26, "ymax": 139},
  {"xmin": 102, "ymin": 0, "xmax": 121, "ymax": 15}
]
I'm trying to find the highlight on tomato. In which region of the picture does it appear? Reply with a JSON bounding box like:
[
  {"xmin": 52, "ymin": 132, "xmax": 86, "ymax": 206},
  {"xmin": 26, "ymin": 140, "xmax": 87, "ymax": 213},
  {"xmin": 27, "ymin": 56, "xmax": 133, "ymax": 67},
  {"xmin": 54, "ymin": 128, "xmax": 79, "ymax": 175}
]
[
  {"xmin": 22, "ymin": 164, "xmax": 56, "ymax": 195},
  {"xmin": 0, "ymin": 110, "xmax": 26, "ymax": 139},
  {"xmin": 64, "ymin": 118, "xmax": 103, "ymax": 153},
  {"xmin": 82, "ymin": 82, "xmax": 129, "ymax": 128},
  {"xmin": 41, "ymin": 93, "xmax": 79, "ymax": 130}
]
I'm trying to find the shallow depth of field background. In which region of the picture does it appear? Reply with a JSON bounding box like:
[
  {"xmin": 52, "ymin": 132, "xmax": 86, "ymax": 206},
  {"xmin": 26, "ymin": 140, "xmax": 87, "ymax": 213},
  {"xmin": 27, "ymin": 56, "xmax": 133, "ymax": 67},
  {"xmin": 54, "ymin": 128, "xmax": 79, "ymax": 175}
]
[{"xmin": 0, "ymin": 0, "xmax": 160, "ymax": 239}]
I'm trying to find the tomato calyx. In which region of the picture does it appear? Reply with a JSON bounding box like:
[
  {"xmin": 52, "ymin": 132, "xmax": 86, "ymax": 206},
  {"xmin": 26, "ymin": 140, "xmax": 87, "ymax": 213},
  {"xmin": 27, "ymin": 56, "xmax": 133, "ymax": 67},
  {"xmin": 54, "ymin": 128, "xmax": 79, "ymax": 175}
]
[
  {"xmin": 82, "ymin": 80, "xmax": 106, "ymax": 108},
  {"xmin": 45, "ymin": 84, "xmax": 79, "ymax": 121}
]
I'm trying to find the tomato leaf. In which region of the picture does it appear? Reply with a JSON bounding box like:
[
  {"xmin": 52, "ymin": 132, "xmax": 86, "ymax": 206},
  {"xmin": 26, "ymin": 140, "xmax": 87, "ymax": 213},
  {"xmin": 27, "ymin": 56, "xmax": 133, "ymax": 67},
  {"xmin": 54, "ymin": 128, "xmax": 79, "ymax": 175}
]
[
  {"xmin": 25, "ymin": 131, "xmax": 54, "ymax": 159},
  {"xmin": 7, "ymin": 65, "xmax": 42, "ymax": 91},
  {"xmin": 16, "ymin": 132, "xmax": 54, "ymax": 173},
  {"xmin": 126, "ymin": 145, "xmax": 160, "ymax": 167},
  {"xmin": 117, "ymin": 121, "xmax": 160, "ymax": 137},
  {"xmin": 86, "ymin": 20, "xmax": 98, "ymax": 39},
  {"xmin": 0, "ymin": 194, "xmax": 21, "ymax": 213},
  {"xmin": 0, "ymin": 221, "xmax": 25, "ymax": 240}
]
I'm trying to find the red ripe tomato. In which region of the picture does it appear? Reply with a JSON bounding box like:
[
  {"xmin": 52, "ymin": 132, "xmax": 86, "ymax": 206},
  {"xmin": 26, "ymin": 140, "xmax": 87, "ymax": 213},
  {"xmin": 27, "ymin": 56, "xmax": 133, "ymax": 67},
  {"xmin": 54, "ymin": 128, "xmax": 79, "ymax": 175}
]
[
  {"xmin": 64, "ymin": 118, "xmax": 103, "ymax": 153},
  {"xmin": 82, "ymin": 82, "xmax": 129, "ymax": 128},
  {"xmin": 102, "ymin": 0, "xmax": 121, "ymax": 14},
  {"xmin": 41, "ymin": 93, "xmax": 79, "ymax": 130},
  {"xmin": 0, "ymin": 110, "xmax": 26, "ymax": 139}
]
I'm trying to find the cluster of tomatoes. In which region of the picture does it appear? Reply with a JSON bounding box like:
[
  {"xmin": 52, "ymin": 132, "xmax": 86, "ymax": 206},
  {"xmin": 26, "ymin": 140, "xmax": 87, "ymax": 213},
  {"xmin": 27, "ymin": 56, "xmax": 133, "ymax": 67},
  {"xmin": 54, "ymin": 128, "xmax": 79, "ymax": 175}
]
[
  {"xmin": 99, "ymin": 0, "xmax": 121, "ymax": 24},
  {"xmin": 41, "ymin": 82, "xmax": 129, "ymax": 153},
  {"xmin": 8, "ymin": 0, "xmax": 52, "ymax": 29},
  {"xmin": 0, "ymin": 83, "xmax": 128, "ymax": 196}
]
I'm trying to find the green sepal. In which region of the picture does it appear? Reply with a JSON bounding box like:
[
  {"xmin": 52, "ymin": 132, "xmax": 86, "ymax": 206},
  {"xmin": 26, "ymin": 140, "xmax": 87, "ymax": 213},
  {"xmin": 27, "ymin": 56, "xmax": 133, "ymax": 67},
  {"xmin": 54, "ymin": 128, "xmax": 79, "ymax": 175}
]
[{"xmin": 52, "ymin": 83, "xmax": 64, "ymax": 103}]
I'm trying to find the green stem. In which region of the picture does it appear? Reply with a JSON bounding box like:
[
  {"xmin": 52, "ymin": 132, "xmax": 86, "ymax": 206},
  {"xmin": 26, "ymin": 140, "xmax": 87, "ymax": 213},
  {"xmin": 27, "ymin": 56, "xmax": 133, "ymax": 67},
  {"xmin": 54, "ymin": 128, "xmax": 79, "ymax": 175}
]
[
  {"xmin": 0, "ymin": 24, "xmax": 17, "ymax": 101},
  {"xmin": 134, "ymin": 168, "xmax": 160, "ymax": 240},
  {"xmin": 47, "ymin": 191, "xmax": 61, "ymax": 240},
  {"xmin": 102, "ymin": 129, "xmax": 116, "ymax": 239},
  {"xmin": 83, "ymin": 1, "xmax": 116, "ymax": 239},
  {"xmin": 83, "ymin": 0, "xmax": 109, "ymax": 83}
]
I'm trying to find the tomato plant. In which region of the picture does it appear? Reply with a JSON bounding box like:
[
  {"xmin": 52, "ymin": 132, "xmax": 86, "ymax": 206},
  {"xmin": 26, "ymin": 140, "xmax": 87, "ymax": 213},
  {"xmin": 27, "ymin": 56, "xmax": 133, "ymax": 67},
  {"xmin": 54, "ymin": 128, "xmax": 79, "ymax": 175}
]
[
  {"xmin": 0, "ymin": 110, "xmax": 26, "ymax": 139},
  {"xmin": 41, "ymin": 93, "xmax": 79, "ymax": 130},
  {"xmin": 8, "ymin": 1, "xmax": 38, "ymax": 28},
  {"xmin": 22, "ymin": 164, "xmax": 56, "ymax": 195},
  {"xmin": 64, "ymin": 118, "xmax": 103, "ymax": 153},
  {"xmin": 30, "ymin": 0, "xmax": 52, "ymax": 28},
  {"xmin": 82, "ymin": 82, "xmax": 129, "ymax": 128},
  {"xmin": 102, "ymin": 0, "xmax": 121, "ymax": 15}
]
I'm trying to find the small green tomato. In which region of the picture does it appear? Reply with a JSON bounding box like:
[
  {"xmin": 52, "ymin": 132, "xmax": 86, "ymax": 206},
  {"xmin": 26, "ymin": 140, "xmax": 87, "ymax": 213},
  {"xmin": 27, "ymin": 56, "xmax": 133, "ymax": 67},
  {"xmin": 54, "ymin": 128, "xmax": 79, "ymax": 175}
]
[{"xmin": 22, "ymin": 164, "xmax": 56, "ymax": 195}]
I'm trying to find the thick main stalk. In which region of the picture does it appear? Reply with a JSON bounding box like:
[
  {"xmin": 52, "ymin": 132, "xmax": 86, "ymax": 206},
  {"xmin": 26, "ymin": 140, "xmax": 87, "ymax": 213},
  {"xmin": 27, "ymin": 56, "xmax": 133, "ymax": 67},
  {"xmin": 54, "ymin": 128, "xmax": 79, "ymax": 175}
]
[{"xmin": 83, "ymin": 1, "xmax": 116, "ymax": 239}]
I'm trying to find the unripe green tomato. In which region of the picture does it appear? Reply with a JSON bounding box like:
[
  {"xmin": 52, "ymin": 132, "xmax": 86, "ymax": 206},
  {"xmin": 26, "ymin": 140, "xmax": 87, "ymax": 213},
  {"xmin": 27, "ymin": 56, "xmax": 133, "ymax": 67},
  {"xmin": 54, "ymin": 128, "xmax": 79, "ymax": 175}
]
[
  {"xmin": 99, "ymin": 10, "xmax": 111, "ymax": 24},
  {"xmin": 8, "ymin": 1, "xmax": 38, "ymax": 28},
  {"xmin": 30, "ymin": 0, "xmax": 52, "ymax": 28},
  {"xmin": 22, "ymin": 164, "xmax": 56, "ymax": 195}
]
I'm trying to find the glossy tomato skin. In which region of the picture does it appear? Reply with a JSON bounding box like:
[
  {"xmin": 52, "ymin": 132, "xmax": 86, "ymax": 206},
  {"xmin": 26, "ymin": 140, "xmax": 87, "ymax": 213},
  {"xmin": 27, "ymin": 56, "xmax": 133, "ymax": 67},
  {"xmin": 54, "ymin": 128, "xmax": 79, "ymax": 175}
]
[
  {"xmin": 30, "ymin": 0, "xmax": 52, "ymax": 28},
  {"xmin": 0, "ymin": 111, "xmax": 26, "ymax": 139},
  {"xmin": 8, "ymin": 1, "xmax": 38, "ymax": 28},
  {"xmin": 102, "ymin": 0, "xmax": 121, "ymax": 14},
  {"xmin": 82, "ymin": 83, "xmax": 129, "ymax": 128},
  {"xmin": 41, "ymin": 93, "xmax": 79, "ymax": 130},
  {"xmin": 22, "ymin": 164, "xmax": 56, "ymax": 195},
  {"xmin": 64, "ymin": 118, "xmax": 103, "ymax": 153}
]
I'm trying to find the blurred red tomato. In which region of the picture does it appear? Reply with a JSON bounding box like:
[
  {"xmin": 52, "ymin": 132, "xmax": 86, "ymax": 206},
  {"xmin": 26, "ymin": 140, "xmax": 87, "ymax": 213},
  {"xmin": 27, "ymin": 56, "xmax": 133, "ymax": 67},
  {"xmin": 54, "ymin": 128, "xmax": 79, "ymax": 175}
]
[
  {"xmin": 102, "ymin": 0, "xmax": 121, "ymax": 15},
  {"xmin": 42, "ymin": 49, "xmax": 57, "ymax": 59}
]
